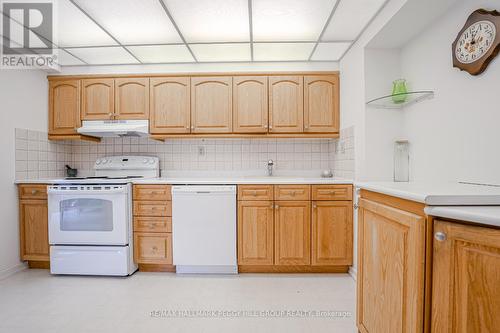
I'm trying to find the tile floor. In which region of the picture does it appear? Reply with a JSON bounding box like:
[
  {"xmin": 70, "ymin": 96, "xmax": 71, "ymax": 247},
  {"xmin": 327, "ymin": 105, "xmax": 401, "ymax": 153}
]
[{"xmin": 0, "ymin": 269, "xmax": 356, "ymax": 333}]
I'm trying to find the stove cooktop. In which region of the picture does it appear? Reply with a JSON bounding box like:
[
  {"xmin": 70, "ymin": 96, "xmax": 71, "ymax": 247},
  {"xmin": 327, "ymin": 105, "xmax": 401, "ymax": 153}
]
[{"xmin": 65, "ymin": 176, "xmax": 144, "ymax": 180}]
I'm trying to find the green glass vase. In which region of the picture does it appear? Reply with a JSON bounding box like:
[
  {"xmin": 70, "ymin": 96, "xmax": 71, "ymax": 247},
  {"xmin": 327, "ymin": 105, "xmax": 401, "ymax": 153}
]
[{"xmin": 391, "ymin": 79, "xmax": 408, "ymax": 104}]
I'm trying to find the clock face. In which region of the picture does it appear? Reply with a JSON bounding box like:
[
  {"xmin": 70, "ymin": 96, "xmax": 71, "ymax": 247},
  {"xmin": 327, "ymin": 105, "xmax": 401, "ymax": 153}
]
[{"xmin": 455, "ymin": 20, "xmax": 497, "ymax": 64}]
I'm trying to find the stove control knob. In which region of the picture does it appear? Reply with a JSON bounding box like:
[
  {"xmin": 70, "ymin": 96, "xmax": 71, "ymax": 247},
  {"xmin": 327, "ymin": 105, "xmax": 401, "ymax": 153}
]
[
  {"xmin": 143, "ymin": 158, "xmax": 149, "ymax": 164},
  {"xmin": 148, "ymin": 159, "xmax": 155, "ymax": 164},
  {"xmin": 95, "ymin": 159, "xmax": 101, "ymax": 165},
  {"xmin": 102, "ymin": 159, "xmax": 108, "ymax": 164}
]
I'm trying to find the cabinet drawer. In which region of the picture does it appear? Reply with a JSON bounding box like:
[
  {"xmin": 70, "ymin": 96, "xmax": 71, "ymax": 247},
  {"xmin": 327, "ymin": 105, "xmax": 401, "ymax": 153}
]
[
  {"xmin": 134, "ymin": 232, "xmax": 172, "ymax": 264},
  {"xmin": 274, "ymin": 185, "xmax": 310, "ymax": 200},
  {"xmin": 133, "ymin": 185, "xmax": 171, "ymax": 201},
  {"xmin": 18, "ymin": 184, "xmax": 48, "ymax": 200},
  {"xmin": 134, "ymin": 216, "xmax": 172, "ymax": 233},
  {"xmin": 133, "ymin": 201, "xmax": 172, "ymax": 217},
  {"xmin": 312, "ymin": 185, "xmax": 352, "ymax": 201},
  {"xmin": 238, "ymin": 185, "xmax": 273, "ymax": 200}
]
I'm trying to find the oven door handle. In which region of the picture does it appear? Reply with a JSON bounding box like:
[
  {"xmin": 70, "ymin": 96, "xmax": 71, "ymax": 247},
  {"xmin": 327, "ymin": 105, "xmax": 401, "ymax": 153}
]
[{"xmin": 48, "ymin": 187, "xmax": 128, "ymax": 195}]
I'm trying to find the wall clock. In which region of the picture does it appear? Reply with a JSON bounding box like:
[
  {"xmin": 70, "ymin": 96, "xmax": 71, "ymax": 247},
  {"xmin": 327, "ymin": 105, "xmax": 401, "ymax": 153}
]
[{"xmin": 452, "ymin": 9, "xmax": 500, "ymax": 75}]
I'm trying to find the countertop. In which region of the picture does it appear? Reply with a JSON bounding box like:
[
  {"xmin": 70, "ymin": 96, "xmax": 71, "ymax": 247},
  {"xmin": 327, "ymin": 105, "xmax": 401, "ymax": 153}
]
[
  {"xmin": 15, "ymin": 176, "xmax": 353, "ymax": 185},
  {"xmin": 355, "ymin": 181, "xmax": 500, "ymax": 205},
  {"xmin": 425, "ymin": 206, "xmax": 500, "ymax": 228}
]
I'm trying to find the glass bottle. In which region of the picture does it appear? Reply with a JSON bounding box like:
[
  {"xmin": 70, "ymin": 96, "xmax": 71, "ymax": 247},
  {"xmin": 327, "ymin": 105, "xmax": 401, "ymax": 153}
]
[
  {"xmin": 392, "ymin": 79, "xmax": 408, "ymax": 104},
  {"xmin": 394, "ymin": 140, "xmax": 409, "ymax": 182}
]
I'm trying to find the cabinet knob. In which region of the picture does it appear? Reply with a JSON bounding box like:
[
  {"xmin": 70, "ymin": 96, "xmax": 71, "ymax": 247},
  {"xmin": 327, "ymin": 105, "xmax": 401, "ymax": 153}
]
[
  {"xmin": 270, "ymin": 203, "xmax": 274, "ymax": 209},
  {"xmin": 31, "ymin": 189, "xmax": 38, "ymax": 194},
  {"xmin": 191, "ymin": 126, "xmax": 195, "ymax": 130},
  {"xmin": 313, "ymin": 203, "xmax": 317, "ymax": 209},
  {"xmin": 264, "ymin": 125, "xmax": 268, "ymax": 129},
  {"xmin": 275, "ymin": 204, "xmax": 279, "ymax": 209},
  {"xmin": 152, "ymin": 246, "xmax": 158, "ymax": 252},
  {"xmin": 434, "ymin": 232, "xmax": 447, "ymax": 242}
]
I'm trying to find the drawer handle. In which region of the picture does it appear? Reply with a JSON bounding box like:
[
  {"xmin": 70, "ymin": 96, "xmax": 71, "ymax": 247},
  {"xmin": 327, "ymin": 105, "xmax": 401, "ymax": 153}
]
[
  {"xmin": 251, "ymin": 191, "xmax": 257, "ymax": 196},
  {"xmin": 31, "ymin": 189, "xmax": 38, "ymax": 194},
  {"xmin": 148, "ymin": 223, "xmax": 156, "ymax": 229}
]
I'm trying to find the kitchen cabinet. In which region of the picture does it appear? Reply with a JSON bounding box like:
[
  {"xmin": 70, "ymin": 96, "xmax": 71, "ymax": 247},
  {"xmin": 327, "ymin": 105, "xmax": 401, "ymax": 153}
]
[
  {"xmin": 233, "ymin": 76, "xmax": 268, "ymax": 133},
  {"xmin": 274, "ymin": 200, "xmax": 311, "ymax": 265},
  {"xmin": 304, "ymin": 75, "xmax": 339, "ymax": 133},
  {"xmin": 48, "ymin": 80, "xmax": 81, "ymax": 136},
  {"xmin": 150, "ymin": 77, "xmax": 191, "ymax": 134},
  {"xmin": 269, "ymin": 76, "xmax": 303, "ymax": 133},
  {"xmin": 81, "ymin": 78, "xmax": 114, "ymax": 120},
  {"xmin": 18, "ymin": 185, "xmax": 49, "ymax": 264},
  {"xmin": 312, "ymin": 201, "xmax": 352, "ymax": 266},
  {"xmin": 357, "ymin": 191, "xmax": 426, "ymax": 333},
  {"xmin": 237, "ymin": 201, "xmax": 274, "ymax": 265},
  {"xmin": 132, "ymin": 185, "xmax": 174, "ymax": 271},
  {"xmin": 191, "ymin": 76, "xmax": 232, "ymax": 133},
  {"xmin": 114, "ymin": 78, "xmax": 149, "ymax": 120},
  {"xmin": 432, "ymin": 220, "xmax": 500, "ymax": 332},
  {"xmin": 237, "ymin": 184, "xmax": 352, "ymax": 272}
]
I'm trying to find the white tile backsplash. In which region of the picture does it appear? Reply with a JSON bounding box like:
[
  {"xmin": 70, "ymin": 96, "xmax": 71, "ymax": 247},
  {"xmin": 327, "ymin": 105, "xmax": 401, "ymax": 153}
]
[{"xmin": 14, "ymin": 127, "xmax": 356, "ymax": 180}]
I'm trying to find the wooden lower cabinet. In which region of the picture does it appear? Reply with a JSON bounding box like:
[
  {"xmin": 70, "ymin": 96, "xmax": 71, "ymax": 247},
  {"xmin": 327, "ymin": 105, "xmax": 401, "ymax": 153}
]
[
  {"xmin": 432, "ymin": 220, "xmax": 500, "ymax": 333},
  {"xmin": 312, "ymin": 201, "xmax": 352, "ymax": 266},
  {"xmin": 274, "ymin": 201, "xmax": 311, "ymax": 265},
  {"xmin": 237, "ymin": 201, "xmax": 274, "ymax": 265},
  {"xmin": 357, "ymin": 196, "xmax": 426, "ymax": 333},
  {"xmin": 134, "ymin": 233, "xmax": 172, "ymax": 265},
  {"xmin": 19, "ymin": 199, "xmax": 49, "ymax": 262}
]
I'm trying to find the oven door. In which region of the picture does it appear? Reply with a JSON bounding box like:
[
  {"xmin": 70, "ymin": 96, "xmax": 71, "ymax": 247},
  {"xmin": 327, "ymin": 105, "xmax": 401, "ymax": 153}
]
[{"xmin": 48, "ymin": 184, "xmax": 131, "ymax": 245}]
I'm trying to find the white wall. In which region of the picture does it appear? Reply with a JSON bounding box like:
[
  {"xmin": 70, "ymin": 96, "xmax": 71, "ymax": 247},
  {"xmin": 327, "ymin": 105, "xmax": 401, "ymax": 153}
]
[
  {"xmin": 401, "ymin": 0, "xmax": 500, "ymax": 184},
  {"xmin": 0, "ymin": 70, "xmax": 48, "ymax": 277}
]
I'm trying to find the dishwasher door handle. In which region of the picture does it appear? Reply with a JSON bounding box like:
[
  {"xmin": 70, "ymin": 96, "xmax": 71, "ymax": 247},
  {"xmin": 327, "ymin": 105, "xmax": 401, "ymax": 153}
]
[{"xmin": 196, "ymin": 191, "xmax": 212, "ymax": 194}]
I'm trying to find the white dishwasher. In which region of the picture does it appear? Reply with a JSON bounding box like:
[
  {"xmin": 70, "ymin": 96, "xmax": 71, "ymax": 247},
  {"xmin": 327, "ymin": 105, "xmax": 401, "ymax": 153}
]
[{"xmin": 172, "ymin": 185, "xmax": 237, "ymax": 274}]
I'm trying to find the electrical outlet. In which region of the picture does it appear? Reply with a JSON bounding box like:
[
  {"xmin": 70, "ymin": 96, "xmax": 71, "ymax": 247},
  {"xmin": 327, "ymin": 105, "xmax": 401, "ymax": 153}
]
[{"xmin": 198, "ymin": 146, "xmax": 205, "ymax": 156}]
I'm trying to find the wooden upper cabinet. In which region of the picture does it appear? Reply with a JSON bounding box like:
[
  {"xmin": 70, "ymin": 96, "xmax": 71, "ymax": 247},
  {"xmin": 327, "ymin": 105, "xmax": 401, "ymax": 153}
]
[
  {"xmin": 82, "ymin": 78, "xmax": 114, "ymax": 120},
  {"xmin": 114, "ymin": 78, "xmax": 149, "ymax": 120},
  {"xmin": 233, "ymin": 76, "xmax": 268, "ymax": 133},
  {"xmin": 269, "ymin": 76, "xmax": 303, "ymax": 133},
  {"xmin": 48, "ymin": 80, "xmax": 81, "ymax": 135},
  {"xmin": 19, "ymin": 199, "xmax": 49, "ymax": 261},
  {"xmin": 311, "ymin": 201, "xmax": 352, "ymax": 266},
  {"xmin": 304, "ymin": 75, "xmax": 339, "ymax": 133},
  {"xmin": 191, "ymin": 77, "xmax": 232, "ymax": 133},
  {"xmin": 274, "ymin": 201, "xmax": 311, "ymax": 265},
  {"xmin": 150, "ymin": 77, "xmax": 190, "ymax": 134},
  {"xmin": 432, "ymin": 220, "xmax": 500, "ymax": 333},
  {"xmin": 357, "ymin": 198, "xmax": 425, "ymax": 333},
  {"xmin": 237, "ymin": 200, "xmax": 274, "ymax": 265}
]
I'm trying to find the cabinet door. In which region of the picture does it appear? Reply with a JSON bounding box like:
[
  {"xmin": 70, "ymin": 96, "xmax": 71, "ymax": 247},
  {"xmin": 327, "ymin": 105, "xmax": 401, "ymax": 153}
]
[
  {"xmin": 357, "ymin": 198, "xmax": 425, "ymax": 333},
  {"xmin": 134, "ymin": 232, "xmax": 172, "ymax": 264},
  {"xmin": 114, "ymin": 78, "xmax": 149, "ymax": 120},
  {"xmin": 432, "ymin": 220, "xmax": 500, "ymax": 333},
  {"xmin": 269, "ymin": 76, "xmax": 303, "ymax": 133},
  {"xmin": 304, "ymin": 75, "xmax": 339, "ymax": 133},
  {"xmin": 191, "ymin": 77, "xmax": 232, "ymax": 133},
  {"xmin": 274, "ymin": 201, "xmax": 311, "ymax": 265},
  {"xmin": 237, "ymin": 201, "xmax": 274, "ymax": 265},
  {"xmin": 82, "ymin": 78, "xmax": 114, "ymax": 120},
  {"xmin": 49, "ymin": 80, "xmax": 81, "ymax": 135},
  {"xmin": 311, "ymin": 201, "xmax": 352, "ymax": 266},
  {"xmin": 150, "ymin": 77, "xmax": 190, "ymax": 134},
  {"xmin": 19, "ymin": 199, "xmax": 49, "ymax": 261},
  {"xmin": 233, "ymin": 76, "xmax": 268, "ymax": 133}
]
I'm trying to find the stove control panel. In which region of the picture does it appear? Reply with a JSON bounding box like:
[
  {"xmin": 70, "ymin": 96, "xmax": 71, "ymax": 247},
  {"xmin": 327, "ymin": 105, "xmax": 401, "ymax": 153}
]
[{"xmin": 94, "ymin": 155, "xmax": 159, "ymax": 171}]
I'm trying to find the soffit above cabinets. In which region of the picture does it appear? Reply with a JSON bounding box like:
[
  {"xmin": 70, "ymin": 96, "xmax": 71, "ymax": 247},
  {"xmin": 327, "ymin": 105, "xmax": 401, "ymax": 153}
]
[{"xmin": 2, "ymin": 0, "xmax": 390, "ymax": 66}]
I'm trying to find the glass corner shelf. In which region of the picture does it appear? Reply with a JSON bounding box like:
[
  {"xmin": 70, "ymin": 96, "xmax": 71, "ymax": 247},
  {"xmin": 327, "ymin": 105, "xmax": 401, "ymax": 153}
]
[{"xmin": 366, "ymin": 90, "xmax": 434, "ymax": 109}]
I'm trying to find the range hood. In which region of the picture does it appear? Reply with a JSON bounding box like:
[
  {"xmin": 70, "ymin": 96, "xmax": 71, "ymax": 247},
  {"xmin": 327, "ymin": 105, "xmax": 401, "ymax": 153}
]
[{"xmin": 77, "ymin": 120, "xmax": 149, "ymax": 138}]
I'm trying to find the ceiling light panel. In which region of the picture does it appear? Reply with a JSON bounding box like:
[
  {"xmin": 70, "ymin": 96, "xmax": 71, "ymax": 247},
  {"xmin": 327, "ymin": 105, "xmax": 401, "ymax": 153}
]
[
  {"xmin": 191, "ymin": 43, "xmax": 251, "ymax": 62},
  {"xmin": 56, "ymin": 49, "xmax": 86, "ymax": 66},
  {"xmin": 128, "ymin": 45, "xmax": 194, "ymax": 63},
  {"xmin": 254, "ymin": 43, "xmax": 315, "ymax": 61},
  {"xmin": 66, "ymin": 47, "xmax": 139, "ymax": 65},
  {"xmin": 71, "ymin": 0, "xmax": 182, "ymax": 45},
  {"xmin": 165, "ymin": 0, "xmax": 249, "ymax": 42},
  {"xmin": 311, "ymin": 42, "xmax": 351, "ymax": 61},
  {"xmin": 252, "ymin": 0, "xmax": 337, "ymax": 41},
  {"xmin": 322, "ymin": 0, "xmax": 387, "ymax": 41},
  {"xmin": 58, "ymin": 0, "xmax": 117, "ymax": 47}
]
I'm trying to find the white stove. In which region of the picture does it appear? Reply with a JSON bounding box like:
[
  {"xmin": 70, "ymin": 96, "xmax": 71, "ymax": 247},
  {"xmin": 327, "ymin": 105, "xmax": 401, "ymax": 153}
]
[{"xmin": 47, "ymin": 156, "xmax": 159, "ymax": 276}]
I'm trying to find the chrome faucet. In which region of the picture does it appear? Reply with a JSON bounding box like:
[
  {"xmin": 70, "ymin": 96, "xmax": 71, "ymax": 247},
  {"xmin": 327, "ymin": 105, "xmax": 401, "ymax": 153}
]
[{"xmin": 267, "ymin": 160, "xmax": 274, "ymax": 176}]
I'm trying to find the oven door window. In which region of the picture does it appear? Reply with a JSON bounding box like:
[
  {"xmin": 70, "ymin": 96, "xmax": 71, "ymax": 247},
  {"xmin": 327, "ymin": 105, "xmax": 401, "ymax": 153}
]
[{"xmin": 60, "ymin": 199, "xmax": 113, "ymax": 231}]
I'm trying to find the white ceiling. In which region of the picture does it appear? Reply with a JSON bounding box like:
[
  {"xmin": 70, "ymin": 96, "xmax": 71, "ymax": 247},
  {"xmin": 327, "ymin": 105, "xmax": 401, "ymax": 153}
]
[{"xmin": 2, "ymin": 0, "xmax": 389, "ymax": 66}]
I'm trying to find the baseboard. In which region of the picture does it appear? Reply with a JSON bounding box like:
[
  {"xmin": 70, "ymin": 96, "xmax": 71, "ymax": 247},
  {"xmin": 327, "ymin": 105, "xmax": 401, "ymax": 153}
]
[
  {"xmin": 0, "ymin": 262, "xmax": 28, "ymax": 280},
  {"xmin": 238, "ymin": 265, "xmax": 349, "ymax": 273},
  {"xmin": 348, "ymin": 266, "xmax": 357, "ymax": 281}
]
